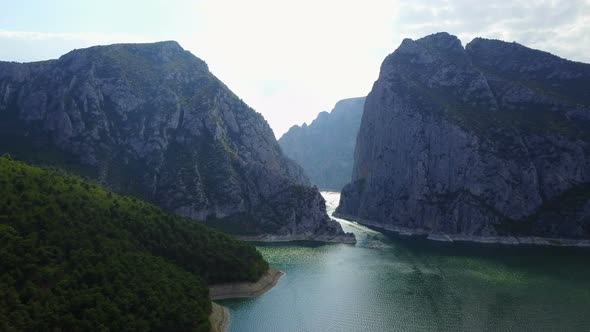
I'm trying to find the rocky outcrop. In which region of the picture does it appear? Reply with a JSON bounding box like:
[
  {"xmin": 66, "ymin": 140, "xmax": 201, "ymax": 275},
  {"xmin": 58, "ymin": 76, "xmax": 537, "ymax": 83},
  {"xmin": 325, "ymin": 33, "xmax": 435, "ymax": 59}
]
[
  {"xmin": 337, "ymin": 32, "xmax": 590, "ymax": 241},
  {"xmin": 279, "ymin": 97, "xmax": 365, "ymax": 190},
  {"xmin": 0, "ymin": 41, "xmax": 353, "ymax": 242}
]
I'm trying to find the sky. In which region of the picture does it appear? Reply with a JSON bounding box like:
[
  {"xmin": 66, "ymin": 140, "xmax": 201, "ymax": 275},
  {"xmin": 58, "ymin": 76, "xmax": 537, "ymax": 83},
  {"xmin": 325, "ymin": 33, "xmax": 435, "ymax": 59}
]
[{"xmin": 1, "ymin": 0, "xmax": 589, "ymax": 138}]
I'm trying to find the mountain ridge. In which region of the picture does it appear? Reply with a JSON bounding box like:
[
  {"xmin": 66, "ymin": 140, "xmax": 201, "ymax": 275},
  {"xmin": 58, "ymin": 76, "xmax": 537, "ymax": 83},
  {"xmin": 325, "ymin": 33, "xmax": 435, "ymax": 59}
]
[
  {"xmin": 337, "ymin": 32, "xmax": 590, "ymax": 242},
  {"xmin": 0, "ymin": 155, "xmax": 269, "ymax": 331},
  {"xmin": 0, "ymin": 41, "xmax": 353, "ymax": 242}
]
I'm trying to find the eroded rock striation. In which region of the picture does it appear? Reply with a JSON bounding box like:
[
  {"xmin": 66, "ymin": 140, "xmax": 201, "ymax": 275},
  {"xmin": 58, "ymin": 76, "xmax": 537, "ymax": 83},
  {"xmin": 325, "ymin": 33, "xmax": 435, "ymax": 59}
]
[
  {"xmin": 279, "ymin": 97, "xmax": 365, "ymax": 191},
  {"xmin": 0, "ymin": 41, "xmax": 353, "ymax": 242},
  {"xmin": 336, "ymin": 32, "xmax": 590, "ymax": 243}
]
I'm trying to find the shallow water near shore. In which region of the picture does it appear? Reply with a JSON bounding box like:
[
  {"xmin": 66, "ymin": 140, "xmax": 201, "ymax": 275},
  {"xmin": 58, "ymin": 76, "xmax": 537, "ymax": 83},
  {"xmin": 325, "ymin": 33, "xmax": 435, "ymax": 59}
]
[{"xmin": 220, "ymin": 192, "xmax": 590, "ymax": 331}]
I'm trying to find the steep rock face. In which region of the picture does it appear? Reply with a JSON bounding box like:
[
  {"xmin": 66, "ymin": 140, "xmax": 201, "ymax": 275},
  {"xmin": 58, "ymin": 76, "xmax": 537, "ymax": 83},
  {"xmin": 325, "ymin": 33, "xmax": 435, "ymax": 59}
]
[
  {"xmin": 0, "ymin": 41, "xmax": 353, "ymax": 241},
  {"xmin": 337, "ymin": 33, "xmax": 590, "ymax": 240},
  {"xmin": 279, "ymin": 97, "xmax": 365, "ymax": 190}
]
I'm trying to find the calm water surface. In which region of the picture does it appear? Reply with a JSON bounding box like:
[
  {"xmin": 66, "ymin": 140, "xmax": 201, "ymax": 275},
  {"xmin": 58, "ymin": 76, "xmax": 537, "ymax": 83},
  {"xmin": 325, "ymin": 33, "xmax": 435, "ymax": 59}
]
[{"xmin": 221, "ymin": 192, "xmax": 590, "ymax": 332}]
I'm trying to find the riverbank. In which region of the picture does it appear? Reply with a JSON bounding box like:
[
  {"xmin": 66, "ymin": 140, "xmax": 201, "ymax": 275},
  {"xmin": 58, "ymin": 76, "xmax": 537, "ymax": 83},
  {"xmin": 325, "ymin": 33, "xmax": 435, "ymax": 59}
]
[
  {"xmin": 237, "ymin": 234, "xmax": 356, "ymax": 244},
  {"xmin": 208, "ymin": 268, "xmax": 284, "ymax": 331},
  {"xmin": 209, "ymin": 268, "xmax": 284, "ymax": 300},
  {"xmin": 333, "ymin": 212, "xmax": 590, "ymax": 248},
  {"xmin": 427, "ymin": 233, "xmax": 590, "ymax": 247},
  {"xmin": 209, "ymin": 303, "xmax": 229, "ymax": 332}
]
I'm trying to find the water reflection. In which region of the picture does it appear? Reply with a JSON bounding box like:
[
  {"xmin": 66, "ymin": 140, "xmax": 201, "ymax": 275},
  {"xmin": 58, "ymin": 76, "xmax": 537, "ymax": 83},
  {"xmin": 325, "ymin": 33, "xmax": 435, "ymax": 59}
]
[{"xmin": 221, "ymin": 192, "xmax": 590, "ymax": 332}]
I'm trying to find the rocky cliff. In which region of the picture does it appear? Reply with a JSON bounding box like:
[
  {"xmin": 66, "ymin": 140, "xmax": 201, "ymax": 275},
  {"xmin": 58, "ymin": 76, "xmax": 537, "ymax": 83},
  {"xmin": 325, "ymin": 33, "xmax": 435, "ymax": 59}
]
[
  {"xmin": 279, "ymin": 97, "xmax": 365, "ymax": 190},
  {"xmin": 0, "ymin": 41, "xmax": 353, "ymax": 242},
  {"xmin": 337, "ymin": 32, "xmax": 590, "ymax": 243}
]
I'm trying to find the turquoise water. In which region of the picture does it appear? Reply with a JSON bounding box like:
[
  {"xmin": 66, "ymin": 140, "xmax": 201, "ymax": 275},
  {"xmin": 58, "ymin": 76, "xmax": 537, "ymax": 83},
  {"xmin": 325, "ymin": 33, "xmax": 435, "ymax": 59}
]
[{"xmin": 221, "ymin": 192, "xmax": 590, "ymax": 332}]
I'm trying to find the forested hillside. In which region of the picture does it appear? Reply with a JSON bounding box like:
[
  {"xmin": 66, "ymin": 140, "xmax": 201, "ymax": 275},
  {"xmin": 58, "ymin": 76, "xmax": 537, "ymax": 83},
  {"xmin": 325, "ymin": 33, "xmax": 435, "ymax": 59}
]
[{"xmin": 0, "ymin": 156, "xmax": 268, "ymax": 331}]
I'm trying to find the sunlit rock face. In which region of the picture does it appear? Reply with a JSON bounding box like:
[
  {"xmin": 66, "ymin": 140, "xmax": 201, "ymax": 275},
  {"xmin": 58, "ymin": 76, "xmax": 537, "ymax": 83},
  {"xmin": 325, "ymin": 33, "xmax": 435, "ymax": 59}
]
[
  {"xmin": 337, "ymin": 32, "xmax": 590, "ymax": 239},
  {"xmin": 0, "ymin": 41, "xmax": 353, "ymax": 241}
]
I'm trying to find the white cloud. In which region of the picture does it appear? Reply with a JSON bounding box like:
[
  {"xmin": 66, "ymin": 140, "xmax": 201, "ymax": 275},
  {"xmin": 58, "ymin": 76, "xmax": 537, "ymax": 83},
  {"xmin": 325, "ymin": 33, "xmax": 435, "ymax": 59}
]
[
  {"xmin": 0, "ymin": 30, "xmax": 150, "ymax": 43},
  {"xmin": 1, "ymin": 0, "xmax": 589, "ymax": 137},
  {"xmin": 0, "ymin": 30, "xmax": 154, "ymax": 63},
  {"xmin": 179, "ymin": 0, "xmax": 396, "ymax": 137},
  {"xmin": 392, "ymin": 0, "xmax": 590, "ymax": 63},
  {"xmin": 181, "ymin": 0, "xmax": 590, "ymax": 137}
]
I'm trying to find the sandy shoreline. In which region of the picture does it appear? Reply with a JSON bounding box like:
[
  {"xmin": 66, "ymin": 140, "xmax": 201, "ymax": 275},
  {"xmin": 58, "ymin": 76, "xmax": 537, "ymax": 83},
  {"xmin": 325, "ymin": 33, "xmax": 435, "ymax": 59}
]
[
  {"xmin": 208, "ymin": 268, "xmax": 284, "ymax": 332},
  {"xmin": 209, "ymin": 303, "xmax": 229, "ymax": 332},
  {"xmin": 334, "ymin": 212, "xmax": 590, "ymax": 248}
]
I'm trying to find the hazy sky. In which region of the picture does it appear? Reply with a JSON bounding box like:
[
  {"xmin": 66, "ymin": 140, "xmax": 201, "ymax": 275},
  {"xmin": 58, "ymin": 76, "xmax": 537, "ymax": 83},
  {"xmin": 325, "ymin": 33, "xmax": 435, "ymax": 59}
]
[{"xmin": 1, "ymin": 0, "xmax": 589, "ymax": 137}]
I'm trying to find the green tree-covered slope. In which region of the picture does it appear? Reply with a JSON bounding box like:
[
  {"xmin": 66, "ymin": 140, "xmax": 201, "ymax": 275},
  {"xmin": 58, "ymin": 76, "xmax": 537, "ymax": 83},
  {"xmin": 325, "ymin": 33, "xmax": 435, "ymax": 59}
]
[{"xmin": 0, "ymin": 156, "xmax": 268, "ymax": 331}]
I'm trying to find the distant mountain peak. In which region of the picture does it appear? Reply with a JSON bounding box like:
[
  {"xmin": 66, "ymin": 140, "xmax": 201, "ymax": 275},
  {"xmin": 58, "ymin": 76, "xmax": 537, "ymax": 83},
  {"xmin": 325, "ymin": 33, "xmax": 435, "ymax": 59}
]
[
  {"xmin": 62, "ymin": 40, "xmax": 185, "ymax": 56},
  {"xmin": 417, "ymin": 32, "xmax": 462, "ymax": 47},
  {"xmin": 279, "ymin": 97, "xmax": 366, "ymax": 191}
]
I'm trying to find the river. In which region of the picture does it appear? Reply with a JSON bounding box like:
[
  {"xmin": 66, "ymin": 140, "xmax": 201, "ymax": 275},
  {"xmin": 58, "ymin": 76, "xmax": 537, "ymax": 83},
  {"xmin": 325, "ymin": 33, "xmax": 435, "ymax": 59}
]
[{"xmin": 220, "ymin": 192, "xmax": 590, "ymax": 331}]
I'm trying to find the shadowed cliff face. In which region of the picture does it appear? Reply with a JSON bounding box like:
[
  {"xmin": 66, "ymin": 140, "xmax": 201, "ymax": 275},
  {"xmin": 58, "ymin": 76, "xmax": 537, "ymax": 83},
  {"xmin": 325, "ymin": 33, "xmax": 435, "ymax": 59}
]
[
  {"xmin": 0, "ymin": 41, "xmax": 353, "ymax": 241},
  {"xmin": 337, "ymin": 32, "xmax": 590, "ymax": 239},
  {"xmin": 279, "ymin": 97, "xmax": 365, "ymax": 191}
]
